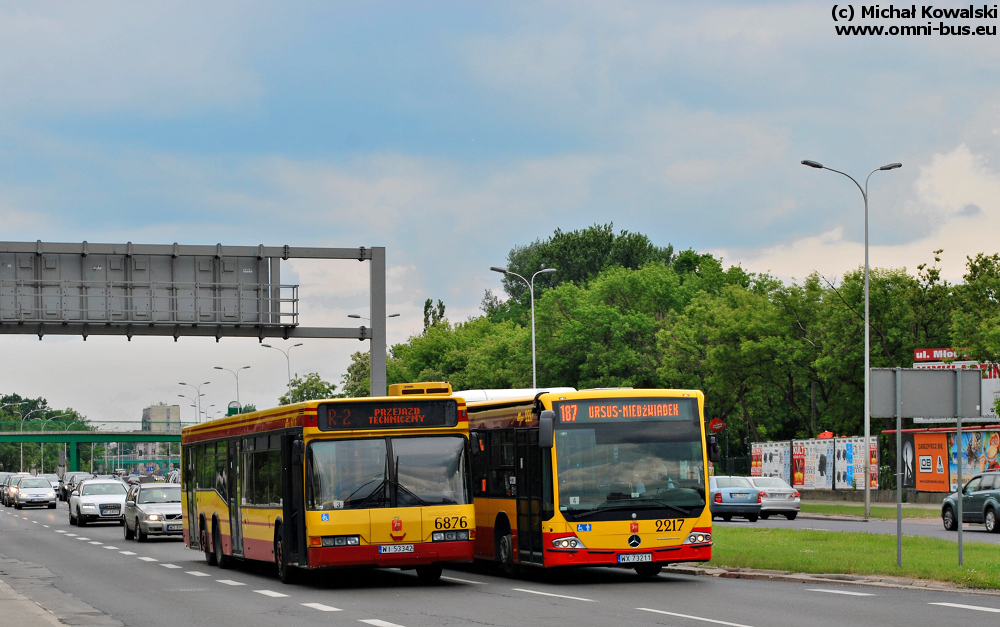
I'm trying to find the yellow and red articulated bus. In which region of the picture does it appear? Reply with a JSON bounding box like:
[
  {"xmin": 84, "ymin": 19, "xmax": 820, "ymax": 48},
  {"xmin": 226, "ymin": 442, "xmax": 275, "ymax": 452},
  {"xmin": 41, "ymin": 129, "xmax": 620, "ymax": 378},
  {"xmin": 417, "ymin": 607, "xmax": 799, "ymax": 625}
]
[
  {"xmin": 181, "ymin": 387, "xmax": 475, "ymax": 583},
  {"xmin": 461, "ymin": 387, "xmax": 718, "ymax": 577}
]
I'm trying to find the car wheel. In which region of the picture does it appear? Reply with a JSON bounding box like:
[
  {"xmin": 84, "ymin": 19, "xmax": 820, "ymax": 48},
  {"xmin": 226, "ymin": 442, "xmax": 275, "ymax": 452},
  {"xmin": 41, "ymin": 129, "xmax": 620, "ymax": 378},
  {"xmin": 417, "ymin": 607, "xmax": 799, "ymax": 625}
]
[
  {"xmin": 785, "ymin": 513, "xmax": 797, "ymax": 521},
  {"xmin": 942, "ymin": 506, "xmax": 957, "ymax": 531},
  {"xmin": 415, "ymin": 565, "xmax": 443, "ymax": 582},
  {"xmin": 275, "ymin": 530, "xmax": 296, "ymax": 584},
  {"xmin": 721, "ymin": 514, "xmax": 732, "ymax": 522},
  {"xmin": 124, "ymin": 519, "xmax": 135, "ymax": 540},
  {"xmin": 634, "ymin": 564, "xmax": 663, "ymax": 578},
  {"xmin": 77, "ymin": 508, "xmax": 87, "ymax": 527},
  {"xmin": 214, "ymin": 525, "xmax": 231, "ymax": 569},
  {"xmin": 14, "ymin": 502, "xmax": 21, "ymax": 510},
  {"xmin": 986, "ymin": 508, "xmax": 998, "ymax": 534},
  {"xmin": 69, "ymin": 508, "xmax": 76, "ymax": 525},
  {"xmin": 137, "ymin": 520, "xmax": 148, "ymax": 543},
  {"xmin": 759, "ymin": 513, "xmax": 770, "ymax": 520},
  {"xmin": 747, "ymin": 514, "xmax": 759, "ymax": 523}
]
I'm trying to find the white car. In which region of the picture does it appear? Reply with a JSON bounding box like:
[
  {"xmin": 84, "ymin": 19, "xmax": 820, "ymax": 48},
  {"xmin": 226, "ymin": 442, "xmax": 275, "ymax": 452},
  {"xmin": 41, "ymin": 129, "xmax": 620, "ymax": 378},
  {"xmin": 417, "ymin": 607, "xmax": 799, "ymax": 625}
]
[
  {"xmin": 69, "ymin": 479, "xmax": 128, "ymax": 526},
  {"xmin": 747, "ymin": 476, "xmax": 800, "ymax": 520}
]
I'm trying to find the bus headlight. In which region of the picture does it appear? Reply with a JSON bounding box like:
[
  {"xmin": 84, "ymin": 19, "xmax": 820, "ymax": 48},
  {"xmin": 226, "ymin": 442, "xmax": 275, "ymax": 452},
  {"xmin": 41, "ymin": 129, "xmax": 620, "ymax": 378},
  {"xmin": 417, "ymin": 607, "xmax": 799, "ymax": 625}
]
[
  {"xmin": 322, "ymin": 535, "xmax": 360, "ymax": 547},
  {"xmin": 683, "ymin": 533, "xmax": 711, "ymax": 544},
  {"xmin": 551, "ymin": 537, "xmax": 586, "ymax": 549},
  {"xmin": 432, "ymin": 530, "xmax": 470, "ymax": 542}
]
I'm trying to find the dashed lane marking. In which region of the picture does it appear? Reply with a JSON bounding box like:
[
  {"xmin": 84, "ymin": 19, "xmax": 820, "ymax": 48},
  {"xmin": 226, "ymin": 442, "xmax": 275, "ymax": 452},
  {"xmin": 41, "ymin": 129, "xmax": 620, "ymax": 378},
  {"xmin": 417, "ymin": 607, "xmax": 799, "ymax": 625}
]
[
  {"xmin": 76, "ymin": 537, "xmax": 90, "ymax": 540},
  {"xmin": 807, "ymin": 588, "xmax": 875, "ymax": 597},
  {"xmin": 216, "ymin": 580, "xmax": 245, "ymax": 586},
  {"xmin": 119, "ymin": 551, "xmax": 136, "ymax": 556},
  {"xmin": 186, "ymin": 571, "xmax": 211, "ymax": 577},
  {"xmin": 103, "ymin": 546, "xmax": 118, "ymax": 550},
  {"xmin": 161, "ymin": 564, "xmax": 182, "ymax": 569},
  {"xmin": 137, "ymin": 557, "xmax": 158, "ymax": 562},
  {"xmin": 440, "ymin": 575, "xmax": 485, "ymax": 585},
  {"xmin": 513, "ymin": 588, "xmax": 594, "ymax": 602},
  {"xmin": 302, "ymin": 603, "xmax": 341, "ymax": 612},
  {"xmin": 42, "ymin": 525, "xmax": 49, "ymax": 528},
  {"xmin": 359, "ymin": 620, "xmax": 406, "ymax": 627},
  {"xmin": 64, "ymin": 533, "xmax": 76, "ymax": 536},
  {"xmin": 637, "ymin": 608, "xmax": 754, "ymax": 627},
  {"xmin": 89, "ymin": 541, "xmax": 103, "ymax": 545},
  {"xmin": 254, "ymin": 589, "xmax": 289, "ymax": 598},
  {"xmin": 930, "ymin": 602, "xmax": 1000, "ymax": 613}
]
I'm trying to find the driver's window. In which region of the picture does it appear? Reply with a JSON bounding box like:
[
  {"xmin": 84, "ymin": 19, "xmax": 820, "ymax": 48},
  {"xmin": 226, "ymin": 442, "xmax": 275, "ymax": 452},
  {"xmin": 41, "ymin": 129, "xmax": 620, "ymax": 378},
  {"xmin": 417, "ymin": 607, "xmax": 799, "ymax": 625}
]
[
  {"xmin": 964, "ymin": 477, "xmax": 982, "ymax": 493},
  {"xmin": 979, "ymin": 475, "xmax": 995, "ymax": 490}
]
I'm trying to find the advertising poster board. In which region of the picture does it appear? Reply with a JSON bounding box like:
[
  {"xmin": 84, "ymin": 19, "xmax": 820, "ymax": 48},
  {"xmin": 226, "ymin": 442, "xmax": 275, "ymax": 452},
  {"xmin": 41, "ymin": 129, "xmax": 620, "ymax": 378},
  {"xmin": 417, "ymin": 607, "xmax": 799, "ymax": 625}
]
[
  {"xmin": 834, "ymin": 437, "xmax": 878, "ymax": 490},
  {"xmin": 791, "ymin": 443, "xmax": 805, "ymax": 486},
  {"xmin": 901, "ymin": 432, "xmax": 916, "ymax": 489},
  {"xmin": 750, "ymin": 443, "xmax": 763, "ymax": 476},
  {"xmin": 758, "ymin": 441, "xmax": 789, "ymax": 479},
  {"xmin": 914, "ymin": 433, "xmax": 949, "ymax": 492},
  {"xmin": 913, "ymin": 356, "xmax": 1000, "ymax": 423},
  {"xmin": 802, "ymin": 440, "xmax": 833, "ymax": 489}
]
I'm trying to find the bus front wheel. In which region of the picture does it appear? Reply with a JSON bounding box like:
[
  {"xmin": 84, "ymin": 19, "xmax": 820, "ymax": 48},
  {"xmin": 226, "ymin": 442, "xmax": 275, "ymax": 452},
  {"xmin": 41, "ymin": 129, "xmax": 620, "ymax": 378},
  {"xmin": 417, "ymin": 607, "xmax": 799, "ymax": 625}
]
[
  {"xmin": 275, "ymin": 531, "xmax": 297, "ymax": 584},
  {"xmin": 495, "ymin": 524, "xmax": 516, "ymax": 577},
  {"xmin": 202, "ymin": 525, "xmax": 217, "ymax": 566},
  {"xmin": 634, "ymin": 564, "xmax": 662, "ymax": 578},
  {"xmin": 214, "ymin": 525, "xmax": 231, "ymax": 569}
]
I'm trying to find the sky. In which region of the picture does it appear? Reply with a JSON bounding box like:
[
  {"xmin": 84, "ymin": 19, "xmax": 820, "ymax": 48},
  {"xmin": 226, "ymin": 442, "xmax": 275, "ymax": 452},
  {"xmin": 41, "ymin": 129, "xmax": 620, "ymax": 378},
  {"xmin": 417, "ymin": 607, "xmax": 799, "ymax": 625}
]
[{"xmin": 2, "ymin": 1, "xmax": 999, "ymax": 426}]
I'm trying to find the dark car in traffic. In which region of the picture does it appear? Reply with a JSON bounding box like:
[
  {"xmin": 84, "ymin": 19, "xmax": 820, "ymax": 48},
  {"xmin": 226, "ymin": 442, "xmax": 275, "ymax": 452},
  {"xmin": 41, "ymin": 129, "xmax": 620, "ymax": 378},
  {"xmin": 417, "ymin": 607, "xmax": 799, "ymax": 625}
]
[{"xmin": 941, "ymin": 471, "xmax": 1000, "ymax": 533}]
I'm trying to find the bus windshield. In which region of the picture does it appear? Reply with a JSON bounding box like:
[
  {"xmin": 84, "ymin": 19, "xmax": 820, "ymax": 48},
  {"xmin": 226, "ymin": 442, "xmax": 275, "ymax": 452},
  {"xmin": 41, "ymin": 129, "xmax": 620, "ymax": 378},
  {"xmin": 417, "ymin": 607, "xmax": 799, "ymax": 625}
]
[
  {"xmin": 555, "ymin": 420, "xmax": 705, "ymax": 520},
  {"xmin": 307, "ymin": 436, "xmax": 469, "ymax": 511}
]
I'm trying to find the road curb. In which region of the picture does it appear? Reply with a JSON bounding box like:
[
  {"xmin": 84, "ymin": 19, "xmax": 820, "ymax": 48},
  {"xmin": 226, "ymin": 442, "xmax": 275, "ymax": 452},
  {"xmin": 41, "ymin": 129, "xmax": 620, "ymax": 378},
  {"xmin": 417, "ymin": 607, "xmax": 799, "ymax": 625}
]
[
  {"xmin": 663, "ymin": 564, "xmax": 1000, "ymax": 597},
  {"xmin": 0, "ymin": 577, "xmax": 64, "ymax": 627}
]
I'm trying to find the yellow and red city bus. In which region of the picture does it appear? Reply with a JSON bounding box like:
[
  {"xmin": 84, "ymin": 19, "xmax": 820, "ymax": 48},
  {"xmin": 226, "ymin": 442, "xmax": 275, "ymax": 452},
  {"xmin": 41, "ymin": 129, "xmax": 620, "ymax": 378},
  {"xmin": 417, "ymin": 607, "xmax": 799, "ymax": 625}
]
[
  {"xmin": 181, "ymin": 391, "xmax": 475, "ymax": 583},
  {"xmin": 462, "ymin": 387, "xmax": 718, "ymax": 577}
]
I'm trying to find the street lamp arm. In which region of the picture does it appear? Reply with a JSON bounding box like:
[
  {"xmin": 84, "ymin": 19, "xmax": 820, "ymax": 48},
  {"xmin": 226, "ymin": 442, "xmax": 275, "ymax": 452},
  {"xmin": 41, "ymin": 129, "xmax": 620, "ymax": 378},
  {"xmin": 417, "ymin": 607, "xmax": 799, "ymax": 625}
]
[{"xmin": 822, "ymin": 166, "xmax": 867, "ymax": 201}]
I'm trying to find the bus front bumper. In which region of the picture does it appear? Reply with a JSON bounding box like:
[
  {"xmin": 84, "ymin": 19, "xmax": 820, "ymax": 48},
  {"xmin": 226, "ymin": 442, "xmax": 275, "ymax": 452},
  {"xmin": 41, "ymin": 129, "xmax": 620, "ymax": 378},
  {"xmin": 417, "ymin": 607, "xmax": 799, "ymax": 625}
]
[
  {"xmin": 540, "ymin": 531, "xmax": 712, "ymax": 568},
  {"xmin": 307, "ymin": 540, "xmax": 474, "ymax": 569}
]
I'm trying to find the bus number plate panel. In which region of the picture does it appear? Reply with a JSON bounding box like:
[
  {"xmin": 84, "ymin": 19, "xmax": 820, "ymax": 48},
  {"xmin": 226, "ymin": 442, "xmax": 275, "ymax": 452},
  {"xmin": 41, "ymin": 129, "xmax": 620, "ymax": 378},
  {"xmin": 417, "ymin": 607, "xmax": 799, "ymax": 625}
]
[
  {"xmin": 618, "ymin": 553, "xmax": 652, "ymax": 563},
  {"xmin": 379, "ymin": 544, "xmax": 415, "ymax": 554}
]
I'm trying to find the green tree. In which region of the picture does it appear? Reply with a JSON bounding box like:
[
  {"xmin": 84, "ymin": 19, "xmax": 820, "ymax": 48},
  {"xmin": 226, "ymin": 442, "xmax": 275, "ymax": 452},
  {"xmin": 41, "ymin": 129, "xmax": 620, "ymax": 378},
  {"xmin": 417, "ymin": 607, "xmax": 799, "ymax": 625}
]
[
  {"xmin": 423, "ymin": 298, "xmax": 446, "ymax": 333},
  {"xmin": 239, "ymin": 404, "xmax": 258, "ymax": 414},
  {"xmin": 340, "ymin": 351, "xmax": 372, "ymax": 398},
  {"xmin": 278, "ymin": 373, "xmax": 338, "ymax": 405}
]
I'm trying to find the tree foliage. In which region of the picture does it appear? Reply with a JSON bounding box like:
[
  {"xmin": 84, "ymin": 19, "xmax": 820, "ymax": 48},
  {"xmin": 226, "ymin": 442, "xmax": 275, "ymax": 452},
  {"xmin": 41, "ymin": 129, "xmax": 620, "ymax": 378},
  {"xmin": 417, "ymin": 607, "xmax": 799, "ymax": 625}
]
[{"xmin": 278, "ymin": 373, "xmax": 338, "ymax": 405}]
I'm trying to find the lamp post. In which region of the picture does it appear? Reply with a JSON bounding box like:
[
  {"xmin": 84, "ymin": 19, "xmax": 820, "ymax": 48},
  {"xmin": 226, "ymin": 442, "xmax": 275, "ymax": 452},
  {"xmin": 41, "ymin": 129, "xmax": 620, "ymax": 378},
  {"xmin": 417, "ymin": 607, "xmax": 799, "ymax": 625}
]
[
  {"xmin": 179, "ymin": 381, "xmax": 210, "ymax": 424},
  {"xmin": 261, "ymin": 342, "xmax": 304, "ymax": 400},
  {"xmin": 215, "ymin": 366, "xmax": 251, "ymax": 408},
  {"xmin": 17, "ymin": 407, "xmax": 49, "ymax": 472},
  {"xmin": 39, "ymin": 414, "xmax": 70, "ymax": 473},
  {"xmin": 801, "ymin": 159, "xmax": 901, "ymax": 519},
  {"xmin": 490, "ymin": 266, "xmax": 557, "ymax": 388}
]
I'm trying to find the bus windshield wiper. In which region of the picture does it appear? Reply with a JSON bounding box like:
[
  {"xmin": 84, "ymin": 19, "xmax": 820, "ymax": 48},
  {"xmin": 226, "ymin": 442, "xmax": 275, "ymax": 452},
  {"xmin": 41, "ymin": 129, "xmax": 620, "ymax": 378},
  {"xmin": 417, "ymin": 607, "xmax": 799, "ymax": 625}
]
[
  {"xmin": 351, "ymin": 478, "xmax": 389, "ymax": 508},
  {"xmin": 394, "ymin": 481, "xmax": 432, "ymax": 507},
  {"xmin": 569, "ymin": 502, "xmax": 693, "ymax": 519}
]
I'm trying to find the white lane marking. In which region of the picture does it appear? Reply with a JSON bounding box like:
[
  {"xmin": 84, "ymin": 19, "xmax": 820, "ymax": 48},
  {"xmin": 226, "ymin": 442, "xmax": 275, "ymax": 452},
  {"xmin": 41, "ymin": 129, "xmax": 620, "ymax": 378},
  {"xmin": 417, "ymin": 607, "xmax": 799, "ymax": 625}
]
[
  {"xmin": 32, "ymin": 520, "xmax": 38, "ymax": 523},
  {"xmin": 216, "ymin": 579, "xmax": 245, "ymax": 586},
  {"xmin": 137, "ymin": 557, "xmax": 158, "ymax": 562},
  {"xmin": 637, "ymin": 608, "xmax": 754, "ymax": 627},
  {"xmin": 302, "ymin": 603, "xmax": 341, "ymax": 612},
  {"xmin": 808, "ymin": 588, "xmax": 875, "ymax": 597},
  {"xmin": 161, "ymin": 564, "xmax": 182, "ymax": 569},
  {"xmin": 76, "ymin": 537, "xmax": 90, "ymax": 541},
  {"xmin": 254, "ymin": 589, "xmax": 289, "ymax": 598},
  {"xmin": 359, "ymin": 621, "xmax": 406, "ymax": 627},
  {"xmin": 119, "ymin": 551, "xmax": 136, "ymax": 556},
  {"xmin": 89, "ymin": 541, "xmax": 103, "ymax": 545},
  {"xmin": 930, "ymin": 602, "xmax": 1000, "ymax": 613},
  {"xmin": 22, "ymin": 517, "xmax": 27, "ymax": 520},
  {"xmin": 441, "ymin": 575, "xmax": 485, "ymax": 585},
  {"xmin": 103, "ymin": 546, "xmax": 118, "ymax": 550},
  {"xmin": 186, "ymin": 571, "xmax": 211, "ymax": 577},
  {"xmin": 64, "ymin": 533, "xmax": 76, "ymax": 536},
  {"xmin": 42, "ymin": 525, "xmax": 49, "ymax": 528},
  {"xmin": 513, "ymin": 588, "xmax": 594, "ymax": 602}
]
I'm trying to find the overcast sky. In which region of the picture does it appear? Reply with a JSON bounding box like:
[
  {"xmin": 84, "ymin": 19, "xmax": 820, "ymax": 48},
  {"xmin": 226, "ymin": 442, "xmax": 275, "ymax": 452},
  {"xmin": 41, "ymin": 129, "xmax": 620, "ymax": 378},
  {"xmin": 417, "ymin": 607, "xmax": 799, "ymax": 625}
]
[{"xmin": 2, "ymin": 1, "xmax": 998, "ymax": 425}]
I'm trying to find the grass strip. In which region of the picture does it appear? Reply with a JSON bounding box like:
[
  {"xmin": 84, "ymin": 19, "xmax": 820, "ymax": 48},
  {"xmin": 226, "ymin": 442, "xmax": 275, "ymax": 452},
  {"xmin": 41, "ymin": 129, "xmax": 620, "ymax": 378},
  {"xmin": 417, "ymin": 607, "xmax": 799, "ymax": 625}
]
[
  {"xmin": 800, "ymin": 503, "xmax": 940, "ymax": 520},
  {"xmin": 711, "ymin": 526, "xmax": 1000, "ymax": 589}
]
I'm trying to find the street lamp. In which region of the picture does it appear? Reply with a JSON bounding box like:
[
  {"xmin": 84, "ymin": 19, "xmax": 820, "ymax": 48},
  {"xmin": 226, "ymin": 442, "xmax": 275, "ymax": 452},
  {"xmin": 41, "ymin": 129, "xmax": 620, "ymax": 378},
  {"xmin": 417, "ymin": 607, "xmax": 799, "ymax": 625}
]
[
  {"xmin": 490, "ymin": 266, "xmax": 557, "ymax": 388},
  {"xmin": 179, "ymin": 381, "xmax": 210, "ymax": 424},
  {"xmin": 261, "ymin": 342, "xmax": 304, "ymax": 400},
  {"xmin": 215, "ymin": 366, "xmax": 251, "ymax": 408},
  {"xmin": 801, "ymin": 158, "xmax": 901, "ymax": 519}
]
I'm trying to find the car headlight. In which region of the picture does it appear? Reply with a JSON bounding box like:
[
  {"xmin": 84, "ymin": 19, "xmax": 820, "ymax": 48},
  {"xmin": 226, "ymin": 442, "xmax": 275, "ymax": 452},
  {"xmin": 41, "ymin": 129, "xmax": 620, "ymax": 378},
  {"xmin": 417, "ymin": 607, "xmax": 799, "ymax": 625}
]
[
  {"xmin": 47, "ymin": 492, "xmax": 56, "ymax": 498},
  {"xmin": 146, "ymin": 514, "xmax": 161, "ymax": 521},
  {"xmin": 81, "ymin": 503, "xmax": 97, "ymax": 509}
]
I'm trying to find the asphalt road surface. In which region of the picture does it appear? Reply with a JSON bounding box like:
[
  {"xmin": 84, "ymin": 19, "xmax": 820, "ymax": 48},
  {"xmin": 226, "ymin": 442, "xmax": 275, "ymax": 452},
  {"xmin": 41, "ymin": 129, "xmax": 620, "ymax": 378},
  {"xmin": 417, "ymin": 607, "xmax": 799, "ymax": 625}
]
[{"xmin": 3, "ymin": 504, "xmax": 1000, "ymax": 627}]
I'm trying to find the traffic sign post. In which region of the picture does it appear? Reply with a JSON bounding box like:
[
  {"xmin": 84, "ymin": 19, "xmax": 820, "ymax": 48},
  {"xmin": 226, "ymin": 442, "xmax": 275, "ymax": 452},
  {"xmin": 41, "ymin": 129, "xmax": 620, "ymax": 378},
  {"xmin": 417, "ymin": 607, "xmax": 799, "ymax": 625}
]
[{"xmin": 871, "ymin": 368, "xmax": 982, "ymax": 566}]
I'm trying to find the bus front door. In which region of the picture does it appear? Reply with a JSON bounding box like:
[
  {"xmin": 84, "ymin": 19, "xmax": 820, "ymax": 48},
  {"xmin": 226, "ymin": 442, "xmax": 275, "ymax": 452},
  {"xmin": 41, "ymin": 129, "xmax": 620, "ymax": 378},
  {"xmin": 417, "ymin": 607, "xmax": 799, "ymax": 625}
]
[{"xmin": 228, "ymin": 440, "xmax": 244, "ymax": 557}]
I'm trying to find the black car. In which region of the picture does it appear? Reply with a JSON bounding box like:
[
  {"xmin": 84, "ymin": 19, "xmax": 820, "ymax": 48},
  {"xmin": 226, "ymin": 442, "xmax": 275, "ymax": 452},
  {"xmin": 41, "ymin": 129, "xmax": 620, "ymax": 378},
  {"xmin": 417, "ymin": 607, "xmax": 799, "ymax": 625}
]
[{"xmin": 941, "ymin": 471, "xmax": 1000, "ymax": 533}]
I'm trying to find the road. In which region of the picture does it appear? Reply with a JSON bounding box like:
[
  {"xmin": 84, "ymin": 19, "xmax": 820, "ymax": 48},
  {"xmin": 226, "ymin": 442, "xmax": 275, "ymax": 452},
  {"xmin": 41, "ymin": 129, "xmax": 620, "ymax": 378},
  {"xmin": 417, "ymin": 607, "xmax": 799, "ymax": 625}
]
[
  {"xmin": 716, "ymin": 512, "xmax": 1000, "ymax": 545},
  {"xmin": 3, "ymin": 504, "xmax": 1000, "ymax": 627}
]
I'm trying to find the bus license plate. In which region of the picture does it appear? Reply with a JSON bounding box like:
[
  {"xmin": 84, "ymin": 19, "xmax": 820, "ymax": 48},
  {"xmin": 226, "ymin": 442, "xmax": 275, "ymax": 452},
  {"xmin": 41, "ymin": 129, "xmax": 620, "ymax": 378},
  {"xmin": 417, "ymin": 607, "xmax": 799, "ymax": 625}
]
[
  {"xmin": 618, "ymin": 553, "xmax": 652, "ymax": 563},
  {"xmin": 379, "ymin": 544, "xmax": 414, "ymax": 554}
]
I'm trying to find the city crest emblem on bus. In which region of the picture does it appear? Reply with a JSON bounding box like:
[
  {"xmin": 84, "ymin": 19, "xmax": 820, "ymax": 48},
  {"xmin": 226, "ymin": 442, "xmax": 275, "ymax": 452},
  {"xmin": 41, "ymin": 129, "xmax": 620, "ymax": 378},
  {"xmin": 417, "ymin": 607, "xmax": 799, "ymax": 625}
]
[
  {"xmin": 390, "ymin": 516, "xmax": 406, "ymax": 541},
  {"xmin": 630, "ymin": 521, "xmax": 639, "ymax": 534}
]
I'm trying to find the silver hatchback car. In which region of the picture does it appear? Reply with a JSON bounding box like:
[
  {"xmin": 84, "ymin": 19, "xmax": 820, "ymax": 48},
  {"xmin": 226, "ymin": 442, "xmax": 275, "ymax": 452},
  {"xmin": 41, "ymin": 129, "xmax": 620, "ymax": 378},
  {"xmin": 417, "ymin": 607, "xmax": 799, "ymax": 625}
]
[{"xmin": 123, "ymin": 483, "xmax": 183, "ymax": 542}]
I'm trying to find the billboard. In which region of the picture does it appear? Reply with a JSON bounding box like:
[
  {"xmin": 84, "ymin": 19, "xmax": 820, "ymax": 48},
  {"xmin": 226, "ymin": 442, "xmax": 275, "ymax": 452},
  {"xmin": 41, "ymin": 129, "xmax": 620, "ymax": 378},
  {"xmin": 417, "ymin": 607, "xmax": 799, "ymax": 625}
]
[
  {"xmin": 912, "ymin": 355, "xmax": 1000, "ymax": 423},
  {"xmin": 751, "ymin": 441, "xmax": 790, "ymax": 478},
  {"xmin": 834, "ymin": 437, "xmax": 878, "ymax": 490},
  {"xmin": 914, "ymin": 433, "xmax": 949, "ymax": 492},
  {"xmin": 948, "ymin": 430, "xmax": 1000, "ymax": 490}
]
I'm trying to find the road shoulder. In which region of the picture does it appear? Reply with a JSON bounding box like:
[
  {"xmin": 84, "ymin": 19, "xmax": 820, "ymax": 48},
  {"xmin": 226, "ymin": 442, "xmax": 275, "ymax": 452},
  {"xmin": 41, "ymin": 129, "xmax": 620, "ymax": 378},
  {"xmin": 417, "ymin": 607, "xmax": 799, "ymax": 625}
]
[{"xmin": 0, "ymin": 555, "xmax": 123, "ymax": 627}]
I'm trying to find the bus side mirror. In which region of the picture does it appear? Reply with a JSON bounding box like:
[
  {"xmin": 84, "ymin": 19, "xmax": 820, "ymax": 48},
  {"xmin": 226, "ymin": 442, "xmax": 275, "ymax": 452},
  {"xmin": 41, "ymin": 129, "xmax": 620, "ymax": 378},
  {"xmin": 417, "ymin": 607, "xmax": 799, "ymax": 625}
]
[
  {"xmin": 539, "ymin": 410, "xmax": 555, "ymax": 448},
  {"xmin": 470, "ymin": 433, "xmax": 482, "ymax": 456},
  {"xmin": 708, "ymin": 435, "xmax": 720, "ymax": 463}
]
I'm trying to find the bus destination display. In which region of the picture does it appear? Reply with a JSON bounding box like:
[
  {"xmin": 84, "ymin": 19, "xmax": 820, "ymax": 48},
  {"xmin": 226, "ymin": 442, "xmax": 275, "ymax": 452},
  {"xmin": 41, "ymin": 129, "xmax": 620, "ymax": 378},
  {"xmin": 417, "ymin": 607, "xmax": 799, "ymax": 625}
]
[
  {"xmin": 554, "ymin": 397, "xmax": 697, "ymax": 423},
  {"xmin": 318, "ymin": 400, "xmax": 457, "ymax": 431}
]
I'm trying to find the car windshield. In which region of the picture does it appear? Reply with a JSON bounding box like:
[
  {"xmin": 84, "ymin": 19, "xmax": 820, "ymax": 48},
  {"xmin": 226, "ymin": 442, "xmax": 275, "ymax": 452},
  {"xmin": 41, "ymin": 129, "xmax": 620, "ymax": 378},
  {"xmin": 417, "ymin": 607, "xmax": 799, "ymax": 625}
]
[
  {"xmin": 714, "ymin": 477, "xmax": 752, "ymax": 488},
  {"xmin": 20, "ymin": 479, "xmax": 51, "ymax": 489},
  {"xmin": 752, "ymin": 477, "xmax": 791, "ymax": 489},
  {"xmin": 81, "ymin": 483, "xmax": 127, "ymax": 496},
  {"xmin": 306, "ymin": 436, "xmax": 469, "ymax": 511},
  {"xmin": 555, "ymin": 419, "xmax": 706, "ymax": 520},
  {"xmin": 139, "ymin": 486, "xmax": 182, "ymax": 504},
  {"xmin": 38, "ymin": 474, "xmax": 59, "ymax": 483}
]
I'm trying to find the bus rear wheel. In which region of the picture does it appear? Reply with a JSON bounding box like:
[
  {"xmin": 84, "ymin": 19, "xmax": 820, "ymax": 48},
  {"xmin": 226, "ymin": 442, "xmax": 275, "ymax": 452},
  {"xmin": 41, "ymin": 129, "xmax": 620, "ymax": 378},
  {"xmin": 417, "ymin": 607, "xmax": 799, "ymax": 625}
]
[
  {"xmin": 634, "ymin": 564, "xmax": 662, "ymax": 578},
  {"xmin": 275, "ymin": 532, "xmax": 297, "ymax": 584},
  {"xmin": 214, "ymin": 526, "xmax": 231, "ymax": 569},
  {"xmin": 416, "ymin": 564, "xmax": 442, "ymax": 582},
  {"xmin": 202, "ymin": 526, "xmax": 217, "ymax": 566}
]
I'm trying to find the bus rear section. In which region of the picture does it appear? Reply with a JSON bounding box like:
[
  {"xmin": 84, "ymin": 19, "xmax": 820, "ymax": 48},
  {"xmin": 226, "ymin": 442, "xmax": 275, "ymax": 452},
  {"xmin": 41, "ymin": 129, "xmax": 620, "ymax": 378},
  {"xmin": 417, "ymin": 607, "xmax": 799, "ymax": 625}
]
[{"xmin": 465, "ymin": 388, "xmax": 717, "ymax": 577}]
